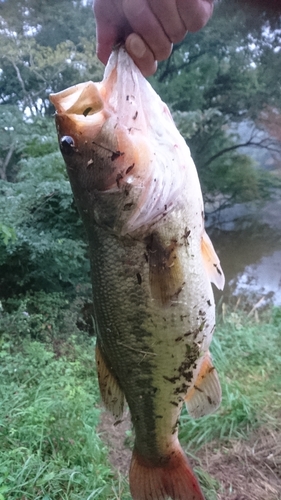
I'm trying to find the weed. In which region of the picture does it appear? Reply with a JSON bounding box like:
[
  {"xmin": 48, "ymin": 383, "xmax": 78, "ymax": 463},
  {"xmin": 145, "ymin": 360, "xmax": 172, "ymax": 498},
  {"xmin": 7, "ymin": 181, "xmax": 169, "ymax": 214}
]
[
  {"xmin": 180, "ymin": 307, "xmax": 281, "ymax": 450},
  {"xmin": 0, "ymin": 331, "xmax": 130, "ymax": 499},
  {"xmin": 1, "ymin": 304, "xmax": 280, "ymax": 499}
]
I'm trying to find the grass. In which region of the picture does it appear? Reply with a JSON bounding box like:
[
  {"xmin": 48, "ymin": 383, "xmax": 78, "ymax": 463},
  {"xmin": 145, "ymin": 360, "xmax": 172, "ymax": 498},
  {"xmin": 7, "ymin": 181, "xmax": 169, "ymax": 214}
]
[
  {"xmin": 0, "ymin": 332, "xmax": 128, "ymax": 499},
  {"xmin": 0, "ymin": 304, "xmax": 281, "ymax": 499},
  {"xmin": 180, "ymin": 306, "xmax": 281, "ymax": 450}
]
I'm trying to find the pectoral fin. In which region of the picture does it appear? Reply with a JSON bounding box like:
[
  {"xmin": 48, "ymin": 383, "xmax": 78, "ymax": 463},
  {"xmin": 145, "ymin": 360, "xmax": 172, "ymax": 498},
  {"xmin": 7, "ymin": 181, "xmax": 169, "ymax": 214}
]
[
  {"xmin": 201, "ymin": 231, "xmax": 225, "ymax": 290},
  {"xmin": 145, "ymin": 233, "xmax": 184, "ymax": 307},
  {"xmin": 185, "ymin": 351, "xmax": 221, "ymax": 419},
  {"xmin": 95, "ymin": 342, "xmax": 125, "ymax": 419}
]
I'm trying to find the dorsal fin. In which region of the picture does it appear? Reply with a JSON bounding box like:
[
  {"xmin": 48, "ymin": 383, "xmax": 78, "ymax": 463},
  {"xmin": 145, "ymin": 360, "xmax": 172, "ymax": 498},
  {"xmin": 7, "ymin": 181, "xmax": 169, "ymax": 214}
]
[
  {"xmin": 185, "ymin": 351, "xmax": 222, "ymax": 419},
  {"xmin": 201, "ymin": 230, "xmax": 225, "ymax": 290}
]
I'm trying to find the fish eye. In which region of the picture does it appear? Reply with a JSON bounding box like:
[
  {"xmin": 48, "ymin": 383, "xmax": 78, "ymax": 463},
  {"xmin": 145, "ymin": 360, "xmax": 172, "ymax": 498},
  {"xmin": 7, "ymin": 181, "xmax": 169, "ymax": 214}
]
[{"xmin": 60, "ymin": 135, "xmax": 75, "ymax": 155}]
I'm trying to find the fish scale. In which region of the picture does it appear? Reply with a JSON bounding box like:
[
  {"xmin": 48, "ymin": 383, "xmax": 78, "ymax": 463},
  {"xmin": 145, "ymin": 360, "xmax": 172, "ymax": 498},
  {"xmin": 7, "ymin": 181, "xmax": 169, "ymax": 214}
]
[
  {"xmin": 50, "ymin": 46, "xmax": 224, "ymax": 500},
  {"xmin": 87, "ymin": 219, "xmax": 214, "ymax": 462}
]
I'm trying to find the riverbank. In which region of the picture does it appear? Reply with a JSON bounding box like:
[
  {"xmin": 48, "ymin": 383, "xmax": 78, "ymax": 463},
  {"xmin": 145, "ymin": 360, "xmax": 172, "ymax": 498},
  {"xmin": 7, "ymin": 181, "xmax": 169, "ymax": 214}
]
[
  {"xmin": 205, "ymin": 191, "xmax": 281, "ymax": 308},
  {"xmin": 1, "ymin": 305, "xmax": 280, "ymax": 499}
]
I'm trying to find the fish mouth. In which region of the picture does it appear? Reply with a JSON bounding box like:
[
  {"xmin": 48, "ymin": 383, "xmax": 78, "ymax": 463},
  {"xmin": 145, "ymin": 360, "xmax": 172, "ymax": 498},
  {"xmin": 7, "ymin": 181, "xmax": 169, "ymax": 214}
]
[
  {"xmin": 50, "ymin": 81, "xmax": 107, "ymax": 144},
  {"xmin": 50, "ymin": 81, "xmax": 104, "ymax": 118}
]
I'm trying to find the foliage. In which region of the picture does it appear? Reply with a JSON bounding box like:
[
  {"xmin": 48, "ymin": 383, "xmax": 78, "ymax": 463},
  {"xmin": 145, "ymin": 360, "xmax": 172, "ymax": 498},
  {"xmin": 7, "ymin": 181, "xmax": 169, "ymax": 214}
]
[
  {"xmin": 0, "ymin": 0, "xmax": 280, "ymax": 215},
  {"xmin": 0, "ymin": 111, "xmax": 89, "ymax": 300},
  {"xmin": 0, "ymin": 332, "xmax": 121, "ymax": 500},
  {"xmin": 155, "ymin": 1, "xmax": 281, "ymax": 117},
  {"xmin": 0, "ymin": 0, "xmax": 103, "ymax": 114},
  {"xmin": 152, "ymin": 0, "xmax": 281, "ymax": 206},
  {"xmin": 179, "ymin": 307, "xmax": 281, "ymax": 450},
  {"xmin": 174, "ymin": 109, "xmax": 276, "ymax": 204},
  {"xmin": 0, "ymin": 33, "xmax": 103, "ymax": 115},
  {"xmin": 0, "ymin": 105, "xmax": 33, "ymax": 181},
  {"xmin": 1, "ymin": 300, "xmax": 280, "ymax": 499},
  {"xmin": 0, "ymin": 289, "xmax": 93, "ymax": 343}
]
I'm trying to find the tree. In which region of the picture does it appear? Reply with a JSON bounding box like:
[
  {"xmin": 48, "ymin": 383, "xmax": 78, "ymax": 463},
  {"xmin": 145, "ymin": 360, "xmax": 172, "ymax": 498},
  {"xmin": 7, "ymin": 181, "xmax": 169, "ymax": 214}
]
[
  {"xmin": 1, "ymin": 0, "xmax": 281, "ymax": 305},
  {"xmin": 0, "ymin": 1, "xmax": 99, "ymax": 304},
  {"xmin": 0, "ymin": 0, "xmax": 103, "ymax": 114},
  {"xmin": 0, "ymin": 109, "xmax": 89, "ymax": 300},
  {"xmin": 151, "ymin": 0, "xmax": 281, "ymax": 205}
]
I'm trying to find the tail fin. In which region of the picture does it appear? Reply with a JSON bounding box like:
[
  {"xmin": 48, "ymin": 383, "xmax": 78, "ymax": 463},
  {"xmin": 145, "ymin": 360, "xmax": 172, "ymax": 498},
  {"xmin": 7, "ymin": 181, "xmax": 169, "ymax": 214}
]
[{"xmin": 129, "ymin": 440, "xmax": 205, "ymax": 500}]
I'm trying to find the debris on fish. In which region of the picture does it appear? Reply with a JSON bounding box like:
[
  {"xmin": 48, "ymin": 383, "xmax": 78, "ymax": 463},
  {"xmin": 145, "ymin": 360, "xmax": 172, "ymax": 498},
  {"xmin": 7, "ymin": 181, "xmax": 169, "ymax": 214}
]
[{"xmin": 50, "ymin": 46, "xmax": 224, "ymax": 500}]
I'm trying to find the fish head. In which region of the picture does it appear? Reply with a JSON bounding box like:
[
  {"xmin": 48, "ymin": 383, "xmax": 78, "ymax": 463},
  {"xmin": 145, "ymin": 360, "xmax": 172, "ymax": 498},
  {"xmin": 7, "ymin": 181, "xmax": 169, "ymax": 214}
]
[
  {"xmin": 50, "ymin": 47, "xmax": 200, "ymax": 235},
  {"xmin": 50, "ymin": 58, "xmax": 153, "ymax": 234},
  {"xmin": 50, "ymin": 79, "xmax": 124, "ymax": 193}
]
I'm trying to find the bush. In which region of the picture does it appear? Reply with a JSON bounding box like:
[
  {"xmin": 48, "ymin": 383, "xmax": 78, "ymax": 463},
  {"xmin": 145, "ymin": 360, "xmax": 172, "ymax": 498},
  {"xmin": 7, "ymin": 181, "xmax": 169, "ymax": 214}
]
[
  {"xmin": 0, "ymin": 288, "xmax": 94, "ymax": 344},
  {"xmin": 0, "ymin": 113, "xmax": 90, "ymax": 299}
]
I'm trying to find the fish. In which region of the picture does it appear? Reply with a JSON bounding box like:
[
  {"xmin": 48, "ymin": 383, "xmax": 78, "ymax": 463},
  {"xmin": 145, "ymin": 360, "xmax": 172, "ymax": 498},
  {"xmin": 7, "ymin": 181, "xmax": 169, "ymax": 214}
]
[{"xmin": 50, "ymin": 46, "xmax": 225, "ymax": 500}]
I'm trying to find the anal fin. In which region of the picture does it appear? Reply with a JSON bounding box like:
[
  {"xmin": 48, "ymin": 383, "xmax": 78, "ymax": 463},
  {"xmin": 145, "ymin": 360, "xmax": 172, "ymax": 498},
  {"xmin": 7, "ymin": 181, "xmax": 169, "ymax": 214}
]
[
  {"xmin": 185, "ymin": 351, "xmax": 221, "ymax": 419},
  {"xmin": 95, "ymin": 342, "xmax": 125, "ymax": 419}
]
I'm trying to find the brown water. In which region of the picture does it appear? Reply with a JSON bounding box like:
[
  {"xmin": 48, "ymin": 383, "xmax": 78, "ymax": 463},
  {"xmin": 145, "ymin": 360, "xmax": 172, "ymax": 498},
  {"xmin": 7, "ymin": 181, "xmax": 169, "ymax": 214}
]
[{"xmin": 208, "ymin": 197, "xmax": 281, "ymax": 308}]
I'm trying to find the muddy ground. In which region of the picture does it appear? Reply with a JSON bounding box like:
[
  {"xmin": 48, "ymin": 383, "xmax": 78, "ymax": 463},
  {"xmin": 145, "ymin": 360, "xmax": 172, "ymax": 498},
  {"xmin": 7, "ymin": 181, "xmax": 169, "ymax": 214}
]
[{"xmin": 98, "ymin": 411, "xmax": 281, "ymax": 500}]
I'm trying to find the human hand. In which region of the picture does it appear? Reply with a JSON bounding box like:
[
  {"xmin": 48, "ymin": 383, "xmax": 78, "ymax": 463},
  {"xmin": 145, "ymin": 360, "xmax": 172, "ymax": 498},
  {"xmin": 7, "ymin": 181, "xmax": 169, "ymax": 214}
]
[{"xmin": 93, "ymin": 0, "xmax": 214, "ymax": 76}]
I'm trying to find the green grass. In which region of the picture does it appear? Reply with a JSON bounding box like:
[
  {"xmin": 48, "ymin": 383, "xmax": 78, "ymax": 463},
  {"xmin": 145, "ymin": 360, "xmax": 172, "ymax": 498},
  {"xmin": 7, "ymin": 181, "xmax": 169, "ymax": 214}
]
[
  {"xmin": 0, "ymin": 333, "xmax": 131, "ymax": 499},
  {"xmin": 179, "ymin": 306, "xmax": 281, "ymax": 450},
  {"xmin": 0, "ymin": 305, "xmax": 280, "ymax": 499}
]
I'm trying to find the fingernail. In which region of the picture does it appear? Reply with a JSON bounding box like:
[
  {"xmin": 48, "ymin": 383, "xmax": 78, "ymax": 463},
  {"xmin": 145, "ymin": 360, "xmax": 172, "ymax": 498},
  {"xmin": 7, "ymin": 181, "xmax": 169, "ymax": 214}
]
[{"xmin": 127, "ymin": 35, "xmax": 146, "ymax": 58}]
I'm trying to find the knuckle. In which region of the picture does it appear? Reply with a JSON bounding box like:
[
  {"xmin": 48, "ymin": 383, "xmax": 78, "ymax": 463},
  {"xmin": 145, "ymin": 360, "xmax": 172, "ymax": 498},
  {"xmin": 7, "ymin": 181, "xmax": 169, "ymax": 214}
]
[
  {"xmin": 167, "ymin": 27, "xmax": 187, "ymax": 44},
  {"xmin": 155, "ymin": 42, "xmax": 173, "ymax": 62}
]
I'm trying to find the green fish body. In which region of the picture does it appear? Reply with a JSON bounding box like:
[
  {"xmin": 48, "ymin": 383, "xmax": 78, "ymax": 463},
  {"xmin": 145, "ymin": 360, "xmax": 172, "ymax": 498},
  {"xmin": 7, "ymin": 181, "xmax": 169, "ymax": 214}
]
[{"xmin": 50, "ymin": 47, "xmax": 224, "ymax": 500}]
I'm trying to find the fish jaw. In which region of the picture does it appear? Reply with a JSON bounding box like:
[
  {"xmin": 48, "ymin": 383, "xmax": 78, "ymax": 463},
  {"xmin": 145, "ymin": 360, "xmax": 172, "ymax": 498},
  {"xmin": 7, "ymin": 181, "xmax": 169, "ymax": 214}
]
[{"xmin": 49, "ymin": 81, "xmax": 104, "ymax": 116}]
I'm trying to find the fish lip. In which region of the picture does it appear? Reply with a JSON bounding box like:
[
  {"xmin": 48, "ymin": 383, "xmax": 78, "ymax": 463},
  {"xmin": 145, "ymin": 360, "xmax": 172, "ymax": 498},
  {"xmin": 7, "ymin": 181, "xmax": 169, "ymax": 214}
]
[{"xmin": 50, "ymin": 81, "xmax": 103, "ymax": 116}]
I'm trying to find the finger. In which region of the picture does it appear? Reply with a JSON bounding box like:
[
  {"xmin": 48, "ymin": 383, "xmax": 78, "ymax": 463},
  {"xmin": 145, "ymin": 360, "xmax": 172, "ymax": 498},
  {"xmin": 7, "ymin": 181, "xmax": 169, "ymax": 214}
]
[
  {"xmin": 95, "ymin": 20, "xmax": 120, "ymax": 64},
  {"xmin": 125, "ymin": 33, "xmax": 158, "ymax": 76},
  {"xmin": 93, "ymin": 0, "xmax": 131, "ymax": 64},
  {"xmin": 122, "ymin": 0, "xmax": 172, "ymax": 62},
  {"xmin": 176, "ymin": 0, "xmax": 214, "ymax": 32},
  {"xmin": 148, "ymin": 0, "xmax": 187, "ymax": 44},
  {"xmin": 93, "ymin": 0, "xmax": 117, "ymax": 64}
]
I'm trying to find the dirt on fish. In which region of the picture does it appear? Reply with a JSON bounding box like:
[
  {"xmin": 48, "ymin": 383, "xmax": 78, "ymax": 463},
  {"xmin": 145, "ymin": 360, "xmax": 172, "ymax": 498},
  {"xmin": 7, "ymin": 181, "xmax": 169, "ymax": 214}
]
[{"xmin": 98, "ymin": 411, "xmax": 281, "ymax": 500}]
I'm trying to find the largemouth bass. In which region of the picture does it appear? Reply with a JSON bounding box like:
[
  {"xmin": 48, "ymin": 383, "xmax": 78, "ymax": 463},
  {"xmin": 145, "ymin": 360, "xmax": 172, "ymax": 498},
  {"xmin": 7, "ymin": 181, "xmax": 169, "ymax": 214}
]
[{"xmin": 50, "ymin": 47, "xmax": 224, "ymax": 500}]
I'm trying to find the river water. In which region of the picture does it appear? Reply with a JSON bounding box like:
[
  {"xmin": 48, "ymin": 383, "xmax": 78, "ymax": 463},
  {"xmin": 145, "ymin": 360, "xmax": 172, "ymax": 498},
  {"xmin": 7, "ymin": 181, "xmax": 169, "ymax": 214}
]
[
  {"xmin": 207, "ymin": 194, "xmax": 281, "ymax": 308},
  {"xmin": 203, "ymin": 118, "xmax": 281, "ymax": 310}
]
